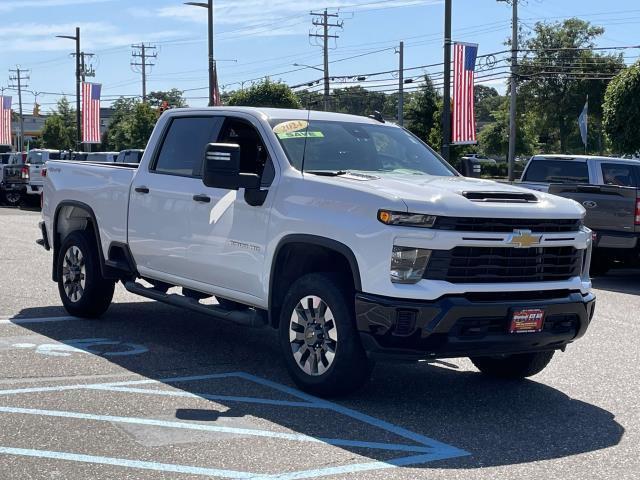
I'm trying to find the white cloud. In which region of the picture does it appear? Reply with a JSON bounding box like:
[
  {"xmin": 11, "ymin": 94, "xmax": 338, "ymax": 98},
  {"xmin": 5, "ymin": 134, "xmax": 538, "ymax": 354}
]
[
  {"xmin": 0, "ymin": 0, "xmax": 114, "ymax": 12},
  {"xmin": 0, "ymin": 21, "xmax": 188, "ymax": 52},
  {"xmin": 156, "ymin": 0, "xmax": 442, "ymax": 37}
]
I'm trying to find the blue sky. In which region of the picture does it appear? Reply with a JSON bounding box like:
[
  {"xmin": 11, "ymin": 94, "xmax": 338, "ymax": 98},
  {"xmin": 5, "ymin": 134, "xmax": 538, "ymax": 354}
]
[{"xmin": 1, "ymin": 0, "xmax": 639, "ymax": 111}]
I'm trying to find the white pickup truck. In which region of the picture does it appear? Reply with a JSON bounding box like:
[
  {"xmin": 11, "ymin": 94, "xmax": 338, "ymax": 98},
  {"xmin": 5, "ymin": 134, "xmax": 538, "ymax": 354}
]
[{"xmin": 39, "ymin": 107, "xmax": 596, "ymax": 396}]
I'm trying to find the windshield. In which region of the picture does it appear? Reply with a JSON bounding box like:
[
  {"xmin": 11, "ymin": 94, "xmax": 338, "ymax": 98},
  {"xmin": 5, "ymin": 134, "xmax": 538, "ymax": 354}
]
[{"xmin": 270, "ymin": 119, "xmax": 456, "ymax": 177}]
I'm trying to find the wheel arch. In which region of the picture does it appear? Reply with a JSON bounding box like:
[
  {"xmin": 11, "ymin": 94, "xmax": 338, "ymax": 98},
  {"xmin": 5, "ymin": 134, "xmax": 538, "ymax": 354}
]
[
  {"xmin": 52, "ymin": 200, "xmax": 114, "ymax": 282},
  {"xmin": 268, "ymin": 234, "xmax": 362, "ymax": 328}
]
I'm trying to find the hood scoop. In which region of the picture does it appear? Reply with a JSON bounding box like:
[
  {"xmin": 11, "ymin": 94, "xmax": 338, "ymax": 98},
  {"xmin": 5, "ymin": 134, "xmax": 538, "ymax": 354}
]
[{"xmin": 462, "ymin": 191, "xmax": 539, "ymax": 203}]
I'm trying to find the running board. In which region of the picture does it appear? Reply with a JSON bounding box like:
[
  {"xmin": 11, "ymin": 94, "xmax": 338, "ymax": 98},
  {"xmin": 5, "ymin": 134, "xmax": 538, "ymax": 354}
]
[{"xmin": 124, "ymin": 281, "xmax": 267, "ymax": 328}]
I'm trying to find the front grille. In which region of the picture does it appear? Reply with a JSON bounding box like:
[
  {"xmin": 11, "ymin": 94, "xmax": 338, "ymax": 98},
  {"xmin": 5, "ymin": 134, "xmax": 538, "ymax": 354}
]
[
  {"xmin": 432, "ymin": 217, "xmax": 582, "ymax": 233},
  {"xmin": 425, "ymin": 246, "xmax": 582, "ymax": 283}
]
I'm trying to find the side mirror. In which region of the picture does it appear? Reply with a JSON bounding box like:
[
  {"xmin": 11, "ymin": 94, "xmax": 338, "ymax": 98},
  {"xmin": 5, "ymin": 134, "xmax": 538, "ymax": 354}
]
[{"xmin": 202, "ymin": 143, "xmax": 260, "ymax": 190}]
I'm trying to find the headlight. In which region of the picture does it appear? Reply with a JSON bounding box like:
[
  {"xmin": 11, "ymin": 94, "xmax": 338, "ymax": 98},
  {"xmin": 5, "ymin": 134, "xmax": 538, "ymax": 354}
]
[
  {"xmin": 391, "ymin": 246, "xmax": 432, "ymax": 284},
  {"xmin": 378, "ymin": 210, "xmax": 437, "ymax": 228}
]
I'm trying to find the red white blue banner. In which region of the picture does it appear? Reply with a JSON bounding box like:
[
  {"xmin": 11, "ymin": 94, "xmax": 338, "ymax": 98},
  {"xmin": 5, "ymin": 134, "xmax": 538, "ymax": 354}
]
[
  {"xmin": 82, "ymin": 82, "xmax": 102, "ymax": 144},
  {"xmin": 452, "ymin": 42, "xmax": 478, "ymax": 145},
  {"xmin": 0, "ymin": 96, "xmax": 12, "ymax": 146}
]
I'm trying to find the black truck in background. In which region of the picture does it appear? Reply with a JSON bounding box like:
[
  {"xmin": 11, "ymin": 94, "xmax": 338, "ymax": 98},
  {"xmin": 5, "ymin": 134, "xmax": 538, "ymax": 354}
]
[{"xmin": 519, "ymin": 154, "xmax": 640, "ymax": 276}]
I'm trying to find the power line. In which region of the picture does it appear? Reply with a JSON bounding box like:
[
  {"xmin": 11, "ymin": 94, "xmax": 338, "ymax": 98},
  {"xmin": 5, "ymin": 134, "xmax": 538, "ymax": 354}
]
[{"xmin": 309, "ymin": 9, "xmax": 344, "ymax": 110}]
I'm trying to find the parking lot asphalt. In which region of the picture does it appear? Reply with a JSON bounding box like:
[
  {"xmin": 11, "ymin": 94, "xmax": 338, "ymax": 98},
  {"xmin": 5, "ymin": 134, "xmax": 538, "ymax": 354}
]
[{"xmin": 0, "ymin": 207, "xmax": 638, "ymax": 479}]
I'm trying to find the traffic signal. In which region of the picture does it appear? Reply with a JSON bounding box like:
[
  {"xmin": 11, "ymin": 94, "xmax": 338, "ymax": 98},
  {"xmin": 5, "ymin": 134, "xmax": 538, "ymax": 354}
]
[{"xmin": 33, "ymin": 103, "xmax": 40, "ymax": 117}]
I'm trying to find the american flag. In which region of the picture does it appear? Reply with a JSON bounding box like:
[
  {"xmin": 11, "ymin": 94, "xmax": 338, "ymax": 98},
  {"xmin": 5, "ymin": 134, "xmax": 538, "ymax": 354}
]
[
  {"xmin": 211, "ymin": 61, "xmax": 221, "ymax": 107},
  {"xmin": 0, "ymin": 96, "xmax": 12, "ymax": 146},
  {"xmin": 82, "ymin": 82, "xmax": 102, "ymax": 144},
  {"xmin": 452, "ymin": 42, "xmax": 478, "ymax": 144}
]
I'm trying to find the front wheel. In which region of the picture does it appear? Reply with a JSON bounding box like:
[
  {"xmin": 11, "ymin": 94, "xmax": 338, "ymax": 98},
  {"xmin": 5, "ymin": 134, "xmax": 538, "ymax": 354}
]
[
  {"xmin": 57, "ymin": 230, "xmax": 115, "ymax": 318},
  {"xmin": 471, "ymin": 351, "xmax": 555, "ymax": 379},
  {"xmin": 279, "ymin": 273, "xmax": 372, "ymax": 397}
]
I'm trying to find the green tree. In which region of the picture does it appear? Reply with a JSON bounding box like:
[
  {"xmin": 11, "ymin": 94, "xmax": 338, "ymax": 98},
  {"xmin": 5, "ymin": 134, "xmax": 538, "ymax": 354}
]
[
  {"xmin": 518, "ymin": 18, "xmax": 625, "ymax": 152},
  {"xmin": 478, "ymin": 99, "xmax": 535, "ymax": 157},
  {"xmin": 603, "ymin": 62, "xmax": 640, "ymax": 154},
  {"xmin": 103, "ymin": 97, "xmax": 158, "ymax": 150},
  {"xmin": 146, "ymin": 89, "xmax": 187, "ymax": 108},
  {"xmin": 405, "ymin": 75, "xmax": 440, "ymax": 143},
  {"xmin": 228, "ymin": 79, "xmax": 301, "ymax": 109},
  {"xmin": 42, "ymin": 97, "xmax": 77, "ymax": 150}
]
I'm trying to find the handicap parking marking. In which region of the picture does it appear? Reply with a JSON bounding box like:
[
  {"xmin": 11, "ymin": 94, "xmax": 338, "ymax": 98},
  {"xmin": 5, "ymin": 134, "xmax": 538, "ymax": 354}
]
[
  {"xmin": 0, "ymin": 371, "xmax": 470, "ymax": 478},
  {"xmin": 0, "ymin": 315, "xmax": 80, "ymax": 325},
  {"xmin": 11, "ymin": 338, "xmax": 149, "ymax": 357}
]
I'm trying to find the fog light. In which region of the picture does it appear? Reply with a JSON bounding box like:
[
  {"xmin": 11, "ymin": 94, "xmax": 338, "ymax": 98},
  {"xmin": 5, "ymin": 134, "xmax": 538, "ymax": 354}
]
[{"xmin": 391, "ymin": 246, "xmax": 431, "ymax": 284}]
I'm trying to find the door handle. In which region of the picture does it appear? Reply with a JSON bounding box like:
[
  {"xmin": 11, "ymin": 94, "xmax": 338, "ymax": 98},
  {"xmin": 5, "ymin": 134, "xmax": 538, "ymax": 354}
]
[
  {"xmin": 193, "ymin": 194, "xmax": 211, "ymax": 203},
  {"xmin": 135, "ymin": 186, "xmax": 150, "ymax": 194}
]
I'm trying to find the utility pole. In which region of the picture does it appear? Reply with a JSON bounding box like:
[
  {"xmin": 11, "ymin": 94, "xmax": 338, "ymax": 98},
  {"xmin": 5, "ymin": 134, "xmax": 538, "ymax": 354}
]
[
  {"xmin": 56, "ymin": 27, "xmax": 82, "ymax": 149},
  {"xmin": 74, "ymin": 52, "xmax": 95, "ymax": 83},
  {"xmin": 184, "ymin": 1, "xmax": 215, "ymax": 106},
  {"xmin": 310, "ymin": 9, "xmax": 342, "ymax": 111},
  {"xmin": 8, "ymin": 67, "xmax": 29, "ymax": 152},
  {"xmin": 131, "ymin": 43, "xmax": 157, "ymax": 103},
  {"xmin": 398, "ymin": 41, "xmax": 404, "ymax": 127},
  {"xmin": 499, "ymin": 0, "xmax": 518, "ymax": 181},
  {"xmin": 441, "ymin": 0, "xmax": 452, "ymax": 162}
]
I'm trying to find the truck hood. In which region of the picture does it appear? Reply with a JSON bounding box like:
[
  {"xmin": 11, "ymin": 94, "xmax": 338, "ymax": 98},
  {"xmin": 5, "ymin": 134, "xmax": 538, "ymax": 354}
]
[{"xmin": 323, "ymin": 173, "xmax": 585, "ymax": 219}]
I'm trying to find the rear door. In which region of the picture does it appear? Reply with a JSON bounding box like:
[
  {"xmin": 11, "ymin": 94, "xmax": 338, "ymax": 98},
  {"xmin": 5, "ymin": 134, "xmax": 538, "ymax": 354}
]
[{"xmin": 128, "ymin": 115, "xmax": 223, "ymax": 280}]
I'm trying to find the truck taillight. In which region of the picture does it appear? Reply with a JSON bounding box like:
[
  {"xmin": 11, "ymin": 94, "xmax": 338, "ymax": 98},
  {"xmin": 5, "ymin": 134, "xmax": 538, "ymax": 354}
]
[
  {"xmin": 41, "ymin": 167, "xmax": 47, "ymax": 177},
  {"xmin": 635, "ymin": 199, "xmax": 640, "ymax": 225},
  {"xmin": 21, "ymin": 166, "xmax": 29, "ymax": 180}
]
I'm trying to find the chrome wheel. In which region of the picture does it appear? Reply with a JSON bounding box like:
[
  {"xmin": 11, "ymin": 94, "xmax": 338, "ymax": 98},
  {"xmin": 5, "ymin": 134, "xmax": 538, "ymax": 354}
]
[
  {"xmin": 289, "ymin": 295, "xmax": 338, "ymax": 376},
  {"xmin": 62, "ymin": 246, "xmax": 86, "ymax": 303}
]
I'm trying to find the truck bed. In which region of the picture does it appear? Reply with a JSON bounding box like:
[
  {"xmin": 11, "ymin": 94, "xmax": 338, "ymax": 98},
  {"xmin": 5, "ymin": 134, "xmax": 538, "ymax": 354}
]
[
  {"xmin": 43, "ymin": 160, "xmax": 139, "ymax": 258},
  {"xmin": 548, "ymin": 183, "xmax": 640, "ymax": 246}
]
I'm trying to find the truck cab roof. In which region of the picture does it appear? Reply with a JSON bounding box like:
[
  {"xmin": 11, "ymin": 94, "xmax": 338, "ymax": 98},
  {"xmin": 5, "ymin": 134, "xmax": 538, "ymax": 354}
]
[{"xmin": 165, "ymin": 106, "xmax": 395, "ymax": 127}]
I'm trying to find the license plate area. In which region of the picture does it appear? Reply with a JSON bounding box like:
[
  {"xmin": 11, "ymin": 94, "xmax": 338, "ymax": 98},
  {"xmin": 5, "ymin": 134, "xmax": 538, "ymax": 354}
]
[{"xmin": 510, "ymin": 308, "xmax": 545, "ymax": 334}]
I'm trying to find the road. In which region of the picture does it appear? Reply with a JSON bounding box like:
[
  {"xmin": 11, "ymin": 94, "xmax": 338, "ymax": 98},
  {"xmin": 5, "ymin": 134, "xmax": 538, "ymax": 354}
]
[{"xmin": 0, "ymin": 207, "xmax": 638, "ymax": 479}]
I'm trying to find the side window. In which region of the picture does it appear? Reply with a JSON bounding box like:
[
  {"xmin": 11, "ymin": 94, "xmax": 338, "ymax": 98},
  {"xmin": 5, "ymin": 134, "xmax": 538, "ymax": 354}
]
[
  {"xmin": 153, "ymin": 116, "xmax": 222, "ymax": 176},
  {"xmin": 601, "ymin": 163, "xmax": 637, "ymax": 187},
  {"xmin": 524, "ymin": 160, "xmax": 589, "ymax": 183},
  {"xmin": 217, "ymin": 117, "xmax": 274, "ymax": 185}
]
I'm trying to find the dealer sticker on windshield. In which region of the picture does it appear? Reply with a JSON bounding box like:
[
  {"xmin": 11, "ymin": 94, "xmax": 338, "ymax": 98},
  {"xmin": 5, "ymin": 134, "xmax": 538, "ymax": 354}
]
[
  {"xmin": 510, "ymin": 308, "xmax": 545, "ymax": 334},
  {"xmin": 277, "ymin": 131, "xmax": 324, "ymax": 139},
  {"xmin": 273, "ymin": 120, "xmax": 308, "ymax": 135}
]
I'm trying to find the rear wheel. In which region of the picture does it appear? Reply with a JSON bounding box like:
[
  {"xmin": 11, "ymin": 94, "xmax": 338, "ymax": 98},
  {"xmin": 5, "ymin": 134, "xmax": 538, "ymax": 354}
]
[
  {"xmin": 1, "ymin": 191, "xmax": 22, "ymax": 207},
  {"xmin": 279, "ymin": 273, "xmax": 372, "ymax": 397},
  {"xmin": 57, "ymin": 230, "xmax": 115, "ymax": 318},
  {"xmin": 471, "ymin": 351, "xmax": 555, "ymax": 379}
]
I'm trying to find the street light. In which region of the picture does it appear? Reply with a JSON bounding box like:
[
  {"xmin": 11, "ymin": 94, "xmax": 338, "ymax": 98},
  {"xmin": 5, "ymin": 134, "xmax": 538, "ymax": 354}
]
[
  {"xmin": 185, "ymin": 0, "xmax": 215, "ymax": 107},
  {"xmin": 56, "ymin": 27, "xmax": 81, "ymax": 148},
  {"xmin": 293, "ymin": 63, "xmax": 324, "ymax": 72}
]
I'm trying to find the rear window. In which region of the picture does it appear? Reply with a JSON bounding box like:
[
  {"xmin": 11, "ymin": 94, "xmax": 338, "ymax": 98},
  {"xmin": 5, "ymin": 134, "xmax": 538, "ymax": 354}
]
[
  {"xmin": 524, "ymin": 159, "xmax": 589, "ymax": 183},
  {"xmin": 601, "ymin": 163, "xmax": 639, "ymax": 187}
]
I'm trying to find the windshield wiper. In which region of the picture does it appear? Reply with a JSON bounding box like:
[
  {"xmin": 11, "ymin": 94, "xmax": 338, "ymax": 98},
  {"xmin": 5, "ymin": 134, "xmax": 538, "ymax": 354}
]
[{"xmin": 305, "ymin": 170, "xmax": 349, "ymax": 177}]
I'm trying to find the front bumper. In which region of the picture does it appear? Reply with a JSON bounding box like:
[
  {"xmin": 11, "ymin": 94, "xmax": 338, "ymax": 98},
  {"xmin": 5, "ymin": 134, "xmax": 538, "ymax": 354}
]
[{"xmin": 355, "ymin": 290, "xmax": 596, "ymax": 360}]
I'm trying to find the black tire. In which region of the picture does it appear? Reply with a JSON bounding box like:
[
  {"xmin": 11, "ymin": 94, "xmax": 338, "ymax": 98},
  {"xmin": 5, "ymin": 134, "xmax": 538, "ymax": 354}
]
[
  {"xmin": 216, "ymin": 297, "xmax": 248, "ymax": 311},
  {"xmin": 57, "ymin": 230, "xmax": 115, "ymax": 318},
  {"xmin": 1, "ymin": 190, "xmax": 22, "ymax": 207},
  {"xmin": 471, "ymin": 350, "xmax": 555, "ymax": 379},
  {"xmin": 589, "ymin": 256, "xmax": 610, "ymax": 277},
  {"xmin": 278, "ymin": 272, "xmax": 372, "ymax": 397}
]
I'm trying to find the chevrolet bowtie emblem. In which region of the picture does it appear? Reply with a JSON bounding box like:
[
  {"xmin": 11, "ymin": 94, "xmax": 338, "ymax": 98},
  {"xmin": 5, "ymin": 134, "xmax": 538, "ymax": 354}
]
[{"xmin": 507, "ymin": 229, "xmax": 542, "ymax": 248}]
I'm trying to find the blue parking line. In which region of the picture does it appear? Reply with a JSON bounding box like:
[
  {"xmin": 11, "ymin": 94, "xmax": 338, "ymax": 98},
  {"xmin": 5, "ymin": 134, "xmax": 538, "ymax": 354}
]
[
  {"xmin": 0, "ymin": 446, "xmax": 256, "ymax": 478},
  {"xmin": 0, "ymin": 406, "xmax": 434, "ymax": 454},
  {"xmin": 85, "ymin": 385, "xmax": 323, "ymax": 409},
  {"xmin": 0, "ymin": 370, "xmax": 470, "ymax": 477}
]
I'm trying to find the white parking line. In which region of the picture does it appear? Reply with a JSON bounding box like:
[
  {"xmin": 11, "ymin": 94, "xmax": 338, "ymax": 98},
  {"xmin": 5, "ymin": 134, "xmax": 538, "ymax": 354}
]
[{"xmin": 0, "ymin": 316, "xmax": 79, "ymax": 325}]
